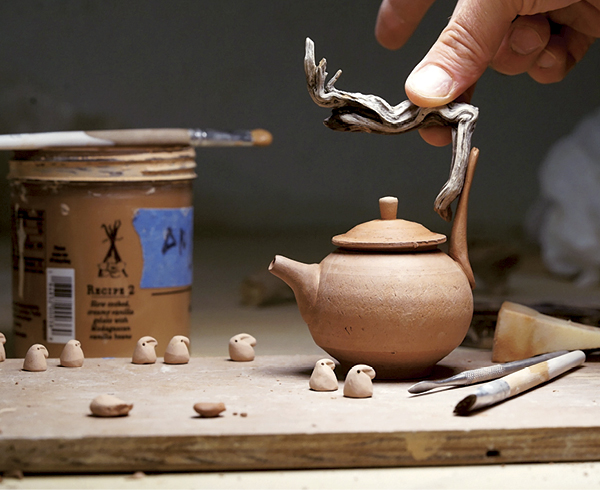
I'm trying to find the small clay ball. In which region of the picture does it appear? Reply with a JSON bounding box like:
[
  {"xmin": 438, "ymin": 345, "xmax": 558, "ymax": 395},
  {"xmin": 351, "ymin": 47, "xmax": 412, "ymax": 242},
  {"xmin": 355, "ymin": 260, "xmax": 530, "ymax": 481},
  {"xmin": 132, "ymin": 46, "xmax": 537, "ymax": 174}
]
[
  {"xmin": 193, "ymin": 402, "xmax": 226, "ymax": 418},
  {"xmin": 228, "ymin": 333, "xmax": 256, "ymax": 362},
  {"xmin": 90, "ymin": 394, "xmax": 133, "ymax": 417},
  {"xmin": 22, "ymin": 344, "xmax": 49, "ymax": 372},
  {"xmin": 60, "ymin": 339, "xmax": 84, "ymax": 367}
]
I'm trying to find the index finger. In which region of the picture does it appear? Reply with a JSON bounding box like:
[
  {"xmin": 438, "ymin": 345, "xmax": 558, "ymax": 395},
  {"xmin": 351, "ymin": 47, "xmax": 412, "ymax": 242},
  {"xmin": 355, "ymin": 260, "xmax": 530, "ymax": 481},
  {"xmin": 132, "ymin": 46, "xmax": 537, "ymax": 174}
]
[{"xmin": 375, "ymin": 0, "xmax": 438, "ymax": 50}]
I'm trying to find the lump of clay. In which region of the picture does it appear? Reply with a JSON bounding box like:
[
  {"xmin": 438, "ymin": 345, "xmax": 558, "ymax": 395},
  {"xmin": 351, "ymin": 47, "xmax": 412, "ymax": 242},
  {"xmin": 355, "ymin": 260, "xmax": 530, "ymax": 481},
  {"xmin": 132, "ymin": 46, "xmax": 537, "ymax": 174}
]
[
  {"xmin": 90, "ymin": 394, "xmax": 133, "ymax": 417},
  {"xmin": 22, "ymin": 344, "xmax": 49, "ymax": 372},
  {"xmin": 132, "ymin": 336, "xmax": 158, "ymax": 364},
  {"xmin": 59, "ymin": 339, "xmax": 84, "ymax": 367},
  {"xmin": 193, "ymin": 402, "xmax": 226, "ymax": 418},
  {"xmin": 229, "ymin": 333, "xmax": 256, "ymax": 362},
  {"xmin": 343, "ymin": 364, "xmax": 376, "ymax": 398},
  {"xmin": 0, "ymin": 332, "xmax": 6, "ymax": 362},
  {"xmin": 164, "ymin": 335, "xmax": 190, "ymax": 364},
  {"xmin": 309, "ymin": 358, "xmax": 338, "ymax": 391}
]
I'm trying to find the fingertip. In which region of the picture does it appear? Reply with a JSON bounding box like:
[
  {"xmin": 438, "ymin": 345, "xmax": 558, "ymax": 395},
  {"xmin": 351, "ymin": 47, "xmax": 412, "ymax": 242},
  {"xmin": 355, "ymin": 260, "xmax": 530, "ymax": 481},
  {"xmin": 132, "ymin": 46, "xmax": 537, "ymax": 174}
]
[
  {"xmin": 418, "ymin": 127, "xmax": 453, "ymax": 147},
  {"xmin": 528, "ymin": 36, "xmax": 569, "ymax": 84},
  {"xmin": 405, "ymin": 63, "xmax": 458, "ymax": 107},
  {"xmin": 491, "ymin": 15, "xmax": 550, "ymax": 76}
]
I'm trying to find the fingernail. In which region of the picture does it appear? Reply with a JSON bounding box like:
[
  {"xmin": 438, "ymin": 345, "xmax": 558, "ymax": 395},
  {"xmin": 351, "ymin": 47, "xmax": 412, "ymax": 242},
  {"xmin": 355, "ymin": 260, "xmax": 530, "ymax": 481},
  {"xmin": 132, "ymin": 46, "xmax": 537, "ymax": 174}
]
[
  {"xmin": 537, "ymin": 49, "xmax": 557, "ymax": 68},
  {"xmin": 510, "ymin": 26, "xmax": 543, "ymax": 55},
  {"xmin": 406, "ymin": 64, "xmax": 454, "ymax": 100}
]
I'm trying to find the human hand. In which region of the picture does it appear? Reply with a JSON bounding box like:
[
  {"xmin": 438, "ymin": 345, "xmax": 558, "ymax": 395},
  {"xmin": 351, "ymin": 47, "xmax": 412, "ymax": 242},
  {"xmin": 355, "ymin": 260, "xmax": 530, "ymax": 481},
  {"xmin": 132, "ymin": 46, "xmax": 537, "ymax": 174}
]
[{"xmin": 375, "ymin": 0, "xmax": 599, "ymax": 145}]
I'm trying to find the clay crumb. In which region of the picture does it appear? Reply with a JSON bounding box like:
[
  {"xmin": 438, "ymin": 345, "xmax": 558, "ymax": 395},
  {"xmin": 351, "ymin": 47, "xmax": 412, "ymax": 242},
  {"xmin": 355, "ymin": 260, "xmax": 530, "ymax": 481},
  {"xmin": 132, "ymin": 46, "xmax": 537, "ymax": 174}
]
[
  {"xmin": 129, "ymin": 471, "xmax": 146, "ymax": 479},
  {"xmin": 193, "ymin": 402, "xmax": 226, "ymax": 418},
  {"xmin": 90, "ymin": 394, "xmax": 133, "ymax": 417}
]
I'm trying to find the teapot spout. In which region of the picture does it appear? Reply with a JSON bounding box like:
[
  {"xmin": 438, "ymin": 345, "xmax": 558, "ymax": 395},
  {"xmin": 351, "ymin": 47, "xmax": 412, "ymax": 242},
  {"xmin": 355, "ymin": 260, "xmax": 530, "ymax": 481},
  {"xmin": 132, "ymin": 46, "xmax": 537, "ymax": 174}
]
[
  {"xmin": 448, "ymin": 147, "xmax": 479, "ymax": 290},
  {"xmin": 269, "ymin": 255, "xmax": 320, "ymax": 321}
]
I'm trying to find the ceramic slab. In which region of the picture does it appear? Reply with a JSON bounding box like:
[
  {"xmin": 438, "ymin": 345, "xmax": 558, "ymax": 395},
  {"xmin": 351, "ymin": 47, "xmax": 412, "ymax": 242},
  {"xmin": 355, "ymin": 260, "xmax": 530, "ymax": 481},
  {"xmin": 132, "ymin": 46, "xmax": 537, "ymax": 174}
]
[{"xmin": 1, "ymin": 348, "xmax": 600, "ymax": 473}]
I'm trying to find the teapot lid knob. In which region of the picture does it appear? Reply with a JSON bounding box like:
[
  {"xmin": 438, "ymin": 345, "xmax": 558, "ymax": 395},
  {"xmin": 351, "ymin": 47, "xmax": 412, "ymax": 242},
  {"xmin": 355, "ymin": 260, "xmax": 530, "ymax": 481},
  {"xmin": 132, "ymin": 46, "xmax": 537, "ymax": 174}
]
[{"xmin": 379, "ymin": 196, "xmax": 398, "ymax": 220}]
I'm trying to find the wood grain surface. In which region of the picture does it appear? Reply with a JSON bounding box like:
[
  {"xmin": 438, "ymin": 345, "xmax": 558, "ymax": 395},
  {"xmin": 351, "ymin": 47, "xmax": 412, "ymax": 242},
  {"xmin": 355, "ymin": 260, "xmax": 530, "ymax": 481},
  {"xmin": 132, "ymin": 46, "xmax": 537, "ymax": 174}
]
[{"xmin": 1, "ymin": 348, "xmax": 599, "ymax": 473}]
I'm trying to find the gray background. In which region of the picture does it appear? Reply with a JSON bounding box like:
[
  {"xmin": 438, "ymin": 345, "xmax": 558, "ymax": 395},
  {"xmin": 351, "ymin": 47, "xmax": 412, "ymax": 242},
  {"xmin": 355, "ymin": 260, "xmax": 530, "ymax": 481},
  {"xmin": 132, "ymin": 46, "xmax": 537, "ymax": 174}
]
[{"xmin": 0, "ymin": 0, "xmax": 599, "ymax": 240}]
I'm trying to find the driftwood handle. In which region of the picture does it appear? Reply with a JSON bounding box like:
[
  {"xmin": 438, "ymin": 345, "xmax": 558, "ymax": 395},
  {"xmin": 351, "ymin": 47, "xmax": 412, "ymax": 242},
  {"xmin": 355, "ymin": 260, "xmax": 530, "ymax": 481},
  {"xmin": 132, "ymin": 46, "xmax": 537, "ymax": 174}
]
[{"xmin": 304, "ymin": 38, "xmax": 479, "ymax": 221}]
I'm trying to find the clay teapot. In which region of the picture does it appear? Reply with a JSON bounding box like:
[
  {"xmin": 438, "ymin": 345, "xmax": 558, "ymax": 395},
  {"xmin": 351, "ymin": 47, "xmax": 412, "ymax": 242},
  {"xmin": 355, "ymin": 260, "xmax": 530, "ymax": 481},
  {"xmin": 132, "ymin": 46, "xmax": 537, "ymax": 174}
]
[{"xmin": 269, "ymin": 149, "xmax": 479, "ymax": 379}]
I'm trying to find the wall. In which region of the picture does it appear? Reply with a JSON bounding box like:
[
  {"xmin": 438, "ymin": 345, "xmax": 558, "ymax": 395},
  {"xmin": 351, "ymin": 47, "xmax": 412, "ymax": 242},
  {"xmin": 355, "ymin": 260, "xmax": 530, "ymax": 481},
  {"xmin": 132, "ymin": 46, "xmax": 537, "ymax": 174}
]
[{"xmin": 0, "ymin": 1, "xmax": 599, "ymax": 240}]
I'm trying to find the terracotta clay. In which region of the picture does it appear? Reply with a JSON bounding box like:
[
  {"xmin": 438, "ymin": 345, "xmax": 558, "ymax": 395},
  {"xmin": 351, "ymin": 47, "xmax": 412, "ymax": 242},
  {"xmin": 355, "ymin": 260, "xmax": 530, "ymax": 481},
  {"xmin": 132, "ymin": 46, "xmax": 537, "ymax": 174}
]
[
  {"xmin": 0, "ymin": 332, "xmax": 6, "ymax": 362},
  {"xmin": 343, "ymin": 364, "xmax": 376, "ymax": 398},
  {"xmin": 90, "ymin": 394, "xmax": 133, "ymax": 417},
  {"xmin": 229, "ymin": 333, "xmax": 256, "ymax": 362},
  {"xmin": 269, "ymin": 150, "xmax": 479, "ymax": 379},
  {"xmin": 164, "ymin": 335, "xmax": 190, "ymax": 364},
  {"xmin": 309, "ymin": 358, "xmax": 338, "ymax": 391},
  {"xmin": 22, "ymin": 344, "xmax": 49, "ymax": 372},
  {"xmin": 132, "ymin": 336, "xmax": 158, "ymax": 364},
  {"xmin": 59, "ymin": 339, "xmax": 84, "ymax": 367},
  {"xmin": 193, "ymin": 402, "xmax": 226, "ymax": 418}
]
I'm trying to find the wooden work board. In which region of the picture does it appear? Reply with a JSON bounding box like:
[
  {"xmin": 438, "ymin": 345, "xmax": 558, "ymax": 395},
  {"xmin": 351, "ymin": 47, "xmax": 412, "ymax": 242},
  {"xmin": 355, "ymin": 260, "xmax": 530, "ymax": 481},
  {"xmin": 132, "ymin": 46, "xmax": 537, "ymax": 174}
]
[{"xmin": 1, "ymin": 348, "xmax": 600, "ymax": 474}]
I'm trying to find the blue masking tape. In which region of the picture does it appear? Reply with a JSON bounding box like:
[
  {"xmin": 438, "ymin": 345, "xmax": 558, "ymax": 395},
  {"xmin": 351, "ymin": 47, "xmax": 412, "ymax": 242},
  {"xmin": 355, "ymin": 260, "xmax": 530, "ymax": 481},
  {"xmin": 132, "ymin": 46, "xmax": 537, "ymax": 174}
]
[{"xmin": 133, "ymin": 207, "xmax": 193, "ymax": 289}]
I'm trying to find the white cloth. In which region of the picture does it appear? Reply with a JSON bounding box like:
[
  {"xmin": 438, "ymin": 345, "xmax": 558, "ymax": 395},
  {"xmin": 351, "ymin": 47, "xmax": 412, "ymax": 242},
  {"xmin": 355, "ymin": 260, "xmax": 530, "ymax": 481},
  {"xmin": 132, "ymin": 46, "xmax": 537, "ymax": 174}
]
[{"xmin": 526, "ymin": 107, "xmax": 600, "ymax": 287}]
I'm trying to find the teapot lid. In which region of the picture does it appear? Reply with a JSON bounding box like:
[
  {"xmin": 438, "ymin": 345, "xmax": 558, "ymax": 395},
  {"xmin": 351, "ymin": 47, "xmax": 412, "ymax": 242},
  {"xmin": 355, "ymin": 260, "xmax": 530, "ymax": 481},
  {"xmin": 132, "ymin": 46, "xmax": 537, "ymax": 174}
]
[{"xmin": 332, "ymin": 196, "xmax": 446, "ymax": 251}]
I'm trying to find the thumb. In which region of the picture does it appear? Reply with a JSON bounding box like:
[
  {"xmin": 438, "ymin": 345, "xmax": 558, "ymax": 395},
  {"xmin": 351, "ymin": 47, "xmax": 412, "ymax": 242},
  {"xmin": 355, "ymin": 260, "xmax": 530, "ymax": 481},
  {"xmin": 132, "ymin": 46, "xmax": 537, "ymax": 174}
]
[{"xmin": 405, "ymin": 0, "xmax": 518, "ymax": 107}]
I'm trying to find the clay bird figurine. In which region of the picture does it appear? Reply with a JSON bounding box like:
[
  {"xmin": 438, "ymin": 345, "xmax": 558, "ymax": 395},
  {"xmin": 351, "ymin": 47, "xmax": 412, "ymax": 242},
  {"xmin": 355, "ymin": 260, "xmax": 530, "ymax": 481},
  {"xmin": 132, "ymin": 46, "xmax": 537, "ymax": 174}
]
[
  {"xmin": 343, "ymin": 364, "xmax": 376, "ymax": 398},
  {"xmin": 164, "ymin": 335, "xmax": 190, "ymax": 364},
  {"xmin": 0, "ymin": 332, "xmax": 6, "ymax": 362},
  {"xmin": 309, "ymin": 358, "xmax": 338, "ymax": 391},
  {"xmin": 23, "ymin": 344, "xmax": 49, "ymax": 372},
  {"xmin": 59, "ymin": 339, "xmax": 84, "ymax": 367},
  {"xmin": 228, "ymin": 333, "xmax": 256, "ymax": 362},
  {"xmin": 132, "ymin": 336, "xmax": 158, "ymax": 364}
]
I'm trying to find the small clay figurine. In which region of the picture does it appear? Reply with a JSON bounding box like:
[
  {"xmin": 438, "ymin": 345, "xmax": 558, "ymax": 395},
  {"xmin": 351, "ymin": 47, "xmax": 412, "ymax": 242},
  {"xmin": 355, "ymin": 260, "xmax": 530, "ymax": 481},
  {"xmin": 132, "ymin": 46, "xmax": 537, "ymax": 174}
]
[
  {"xmin": 193, "ymin": 402, "xmax": 226, "ymax": 418},
  {"xmin": 309, "ymin": 358, "xmax": 338, "ymax": 391},
  {"xmin": 59, "ymin": 339, "xmax": 84, "ymax": 367},
  {"xmin": 229, "ymin": 333, "xmax": 256, "ymax": 362},
  {"xmin": 22, "ymin": 344, "xmax": 49, "ymax": 372},
  {"xmin": 164, "ymin": 335, "xmax": 190, "ymax": 364},
  {"xmin": 90, "ymin": 394, "xmax": 133, "ymax": 417},
  {"xmin": 343, "ymin": 364, "xmax": 376, "ymax": 398},
  {"xmin": 132, "ymin": 336, "xmax": 158, "ymax": 364},
  {"xmin": 0, "ymin": 332, "xmax": 6, "ymax": 362}
]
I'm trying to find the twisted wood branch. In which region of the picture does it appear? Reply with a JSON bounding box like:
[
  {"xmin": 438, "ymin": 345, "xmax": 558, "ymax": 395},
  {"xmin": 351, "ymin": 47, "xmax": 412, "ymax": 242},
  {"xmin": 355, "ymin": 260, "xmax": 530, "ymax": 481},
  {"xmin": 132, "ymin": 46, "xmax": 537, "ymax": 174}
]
[{"xmin": 304, "ymin": 37, "xmax": 479, "ymax": 221}]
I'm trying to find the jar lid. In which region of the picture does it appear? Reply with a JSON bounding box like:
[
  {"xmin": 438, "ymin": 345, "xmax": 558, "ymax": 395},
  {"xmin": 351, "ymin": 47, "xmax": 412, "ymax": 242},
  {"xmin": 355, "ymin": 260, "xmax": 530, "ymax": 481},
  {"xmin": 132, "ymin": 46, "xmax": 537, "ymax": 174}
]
[{"xmin": 332, "ymin": 197, "xmax": 446, "ymax": 251}]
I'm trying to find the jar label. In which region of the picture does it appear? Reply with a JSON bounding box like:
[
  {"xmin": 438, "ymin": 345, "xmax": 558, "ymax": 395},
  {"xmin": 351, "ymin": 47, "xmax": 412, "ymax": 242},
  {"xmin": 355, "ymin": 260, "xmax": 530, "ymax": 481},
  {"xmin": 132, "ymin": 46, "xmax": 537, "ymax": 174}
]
[{"xmin": 133, "ymin": 207, "xmax": 194, "ymax": 289}]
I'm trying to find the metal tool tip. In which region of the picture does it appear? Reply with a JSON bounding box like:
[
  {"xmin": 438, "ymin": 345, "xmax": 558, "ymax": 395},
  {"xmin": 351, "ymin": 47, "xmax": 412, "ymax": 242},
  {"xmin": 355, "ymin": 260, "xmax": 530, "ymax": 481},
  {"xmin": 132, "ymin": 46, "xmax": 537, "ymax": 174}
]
[
  {"xmin": 251, "ymin": 129, "xmax": 273, "ymax": 146},
  {"xmin": 407, "ymin": 382, "xmax": 435, "ymax": 394}
]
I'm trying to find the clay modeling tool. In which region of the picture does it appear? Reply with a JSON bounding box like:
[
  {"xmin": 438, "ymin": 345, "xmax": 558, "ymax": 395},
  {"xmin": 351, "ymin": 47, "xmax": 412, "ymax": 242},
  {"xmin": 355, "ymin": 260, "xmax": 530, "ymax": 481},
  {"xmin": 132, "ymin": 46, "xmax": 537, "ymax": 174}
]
[
  {"xmin": 408, "ymin": 350, "xmax": 569, "ymax": 394},
  {"xmin": 453, "ymin": 350, "xmax": 585, "ymax": 415},
  {"xmin": 0, "ymin": 128, "xmax": 273, "ymax": 150}
]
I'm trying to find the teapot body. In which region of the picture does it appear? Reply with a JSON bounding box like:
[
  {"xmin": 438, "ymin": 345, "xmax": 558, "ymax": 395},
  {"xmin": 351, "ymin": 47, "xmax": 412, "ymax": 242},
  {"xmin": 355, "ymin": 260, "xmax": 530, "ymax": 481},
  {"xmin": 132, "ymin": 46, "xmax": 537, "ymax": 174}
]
[{"xmin": 306, "ymin": 248, "xmax": 473, "ymax": 378}]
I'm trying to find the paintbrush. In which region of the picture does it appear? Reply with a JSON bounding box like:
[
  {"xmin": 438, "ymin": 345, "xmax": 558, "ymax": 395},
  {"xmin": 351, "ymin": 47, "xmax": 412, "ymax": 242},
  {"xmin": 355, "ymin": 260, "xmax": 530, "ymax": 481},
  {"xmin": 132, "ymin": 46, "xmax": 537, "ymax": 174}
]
[
  {"xmin": 407, "ymin": 350, "xmax": 568, "ymax": 394},
  {"xmin": 0, "ymin": 128, "xmax": 273, "ymax": 150},
  {"xmin": 453, "ymin": 350, "xmax": 586, "ymax": 415}
]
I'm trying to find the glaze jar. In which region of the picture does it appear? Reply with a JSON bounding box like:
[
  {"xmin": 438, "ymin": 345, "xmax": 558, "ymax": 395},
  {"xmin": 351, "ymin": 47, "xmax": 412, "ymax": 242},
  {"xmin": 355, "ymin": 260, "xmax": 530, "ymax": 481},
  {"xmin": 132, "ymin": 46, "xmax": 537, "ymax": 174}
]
[{"xmin": 9, "ymin": 146, "xmax": 195, "ymax": 357}]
